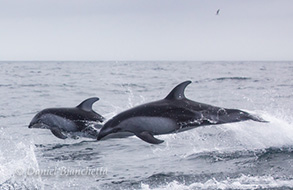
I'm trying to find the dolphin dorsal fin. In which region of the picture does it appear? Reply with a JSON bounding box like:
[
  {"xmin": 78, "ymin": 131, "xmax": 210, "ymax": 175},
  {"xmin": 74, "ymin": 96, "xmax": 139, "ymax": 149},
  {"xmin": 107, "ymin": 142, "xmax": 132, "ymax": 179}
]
[
  {"xmin": 76, "ymin": 97, "xmax": 99, "ymax": 112},
  {"xmin": 165, "ymin": 81, "xmax": 192, "ymax": 100}
]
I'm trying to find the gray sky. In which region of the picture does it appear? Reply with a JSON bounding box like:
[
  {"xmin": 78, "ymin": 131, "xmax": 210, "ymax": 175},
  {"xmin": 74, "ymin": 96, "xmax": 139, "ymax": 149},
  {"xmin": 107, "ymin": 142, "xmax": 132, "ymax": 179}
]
[{"xmin": 1, "ymin": 0, "xmax": 293, "ymax": 61}]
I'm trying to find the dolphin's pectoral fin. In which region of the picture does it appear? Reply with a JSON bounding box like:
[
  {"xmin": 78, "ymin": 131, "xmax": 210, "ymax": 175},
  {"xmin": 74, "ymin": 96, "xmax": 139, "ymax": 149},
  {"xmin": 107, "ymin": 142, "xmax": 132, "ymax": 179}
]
[
  {"xmin": 50, "ymin": 127, "xmax": 67, "ymax": 139},
  {"xmin": 135, "ymin": 131, "xmax": 164, "ymax": 144}
]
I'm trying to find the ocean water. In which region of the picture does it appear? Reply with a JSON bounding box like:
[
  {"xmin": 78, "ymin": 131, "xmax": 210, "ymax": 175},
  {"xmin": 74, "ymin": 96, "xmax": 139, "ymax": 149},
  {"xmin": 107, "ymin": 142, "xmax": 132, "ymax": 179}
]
[{"xmin": 0, "ymin": 61, "xmax": 292, "ymax": 190}]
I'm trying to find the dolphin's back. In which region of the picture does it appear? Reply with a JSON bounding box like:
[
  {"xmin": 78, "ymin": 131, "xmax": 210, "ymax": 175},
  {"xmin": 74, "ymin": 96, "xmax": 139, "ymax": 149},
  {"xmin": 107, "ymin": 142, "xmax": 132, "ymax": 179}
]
[{"xmin": 40, "ymin": 107, "xmax": 103, "ymax": 122}]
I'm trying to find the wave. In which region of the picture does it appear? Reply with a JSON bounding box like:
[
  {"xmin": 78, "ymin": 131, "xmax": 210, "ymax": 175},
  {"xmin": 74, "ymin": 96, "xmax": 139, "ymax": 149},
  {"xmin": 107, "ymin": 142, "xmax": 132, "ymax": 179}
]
[
  {"xmin": 185, "ymin": 146, "xmax": 293, "ymax": 162},
  {"xmin": 212, "ymin": 77, "xmax": 252, "ymax": 81},
  {"xmin": 101, "ymin": 171, "xmax": 293, "ymax": 190},
  {"xmin": 192, "ymin": 77, "xmax": 254, "ymax": 85}
]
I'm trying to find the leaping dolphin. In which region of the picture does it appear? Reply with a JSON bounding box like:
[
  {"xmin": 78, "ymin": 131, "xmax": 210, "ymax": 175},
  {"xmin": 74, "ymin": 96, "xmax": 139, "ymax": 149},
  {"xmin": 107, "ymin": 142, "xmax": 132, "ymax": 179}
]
[
  {"xmin": 97, "ymin": 81, "xmax": 266, "ymax": 144},
  {"xmin": 29, "ymin": 97, "xmax": 105, "ymax": 139}
]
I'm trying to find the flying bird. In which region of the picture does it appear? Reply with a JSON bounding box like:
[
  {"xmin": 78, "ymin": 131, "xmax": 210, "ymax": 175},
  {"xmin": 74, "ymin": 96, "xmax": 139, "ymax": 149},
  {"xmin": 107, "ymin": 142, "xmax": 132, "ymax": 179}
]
[{"xmin": 216, "ymin": 9, "xmax": 220, "ymax": 15}]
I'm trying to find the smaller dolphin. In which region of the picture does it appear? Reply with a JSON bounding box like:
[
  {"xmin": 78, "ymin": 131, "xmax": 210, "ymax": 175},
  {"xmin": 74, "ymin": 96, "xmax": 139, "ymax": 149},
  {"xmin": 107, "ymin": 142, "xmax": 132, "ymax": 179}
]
[
  {"xmin": 97, "ymin": 81, "xmax": 267, "ymax": 144},
  {"xmin": 29, "ymin": 97, "xmax": 105, "ymax": 139}
]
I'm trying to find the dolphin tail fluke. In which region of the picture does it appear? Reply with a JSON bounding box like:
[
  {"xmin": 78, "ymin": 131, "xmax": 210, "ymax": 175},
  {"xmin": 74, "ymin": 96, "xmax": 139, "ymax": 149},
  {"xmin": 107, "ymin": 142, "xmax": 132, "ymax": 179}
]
[
  {"xmin": 135, "ymin": 131, "xmax": 164, "ymax": 144},
  {"xmin": 248, "ymin": 114, "xmax": 269, "ymax": 123}
]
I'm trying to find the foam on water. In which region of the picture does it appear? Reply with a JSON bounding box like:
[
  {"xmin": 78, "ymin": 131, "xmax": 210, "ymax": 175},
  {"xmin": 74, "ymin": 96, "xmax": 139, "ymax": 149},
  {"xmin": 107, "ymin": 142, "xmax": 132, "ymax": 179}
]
[
  {"xmin": 0, "ymin": 137, "xmax": 43, "ymax": 189},
  {"xmin": 230, "ymin": 112, "xmax": 293, "ymax": 149},
  {"xmin": 152, "ymin": 110, "xmax": 293, "ymax": 157},
  {"xmin": 141, "ymin": 175, "xmax": 293, "ymax": 190}
]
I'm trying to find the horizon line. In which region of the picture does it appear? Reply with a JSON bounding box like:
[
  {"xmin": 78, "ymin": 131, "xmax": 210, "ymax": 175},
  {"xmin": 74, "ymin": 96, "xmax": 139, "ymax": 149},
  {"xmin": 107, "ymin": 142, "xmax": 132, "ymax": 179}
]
[{"xmin": 0, "ymin": 60, "xmax": 292, "ymax": 63}]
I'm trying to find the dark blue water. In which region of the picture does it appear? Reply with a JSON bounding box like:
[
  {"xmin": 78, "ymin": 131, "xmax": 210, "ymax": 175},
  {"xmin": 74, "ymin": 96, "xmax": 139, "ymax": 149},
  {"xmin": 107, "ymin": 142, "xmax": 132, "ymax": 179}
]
[{"xmin": 0, "ymin": 61, "xmax": 292, "ymax": 189}]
